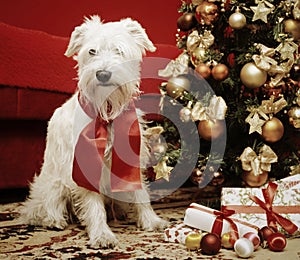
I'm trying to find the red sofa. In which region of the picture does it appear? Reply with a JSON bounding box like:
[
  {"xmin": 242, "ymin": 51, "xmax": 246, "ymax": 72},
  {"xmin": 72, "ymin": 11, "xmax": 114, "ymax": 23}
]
[{"xmin": 0, "ymin": 22, "xmax": 181, "ymax": 189}]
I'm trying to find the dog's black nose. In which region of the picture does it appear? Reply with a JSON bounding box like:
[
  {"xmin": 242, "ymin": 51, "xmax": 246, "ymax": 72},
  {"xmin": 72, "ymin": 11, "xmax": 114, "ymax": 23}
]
[{"xmin": 96, "ymin": 70, "xmax": 112, "ymax": 83}]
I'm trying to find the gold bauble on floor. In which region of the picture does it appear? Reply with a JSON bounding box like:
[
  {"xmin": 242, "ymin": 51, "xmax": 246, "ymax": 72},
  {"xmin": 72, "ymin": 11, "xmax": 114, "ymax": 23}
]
[
  {"xmin": 242, "ymin": 170, "xmax": 268, "ymax": 187},
  {"xmin": 261, "ymin": 117, "xmax": 284, "ymax": 143},
  {"xmin": 197, "ymin": 120, "xmax": 225, "ymax": 141}
]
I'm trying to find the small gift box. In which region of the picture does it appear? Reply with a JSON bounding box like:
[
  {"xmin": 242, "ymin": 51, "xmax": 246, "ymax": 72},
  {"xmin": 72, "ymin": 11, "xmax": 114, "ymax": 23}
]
[
  {"xmin": 183, "ymin": 203, "xmax": 258, "ymax": 237},
  {"xmin": 221, "ymin": 181, "xmax": 300, "ymax": 235},
  {"xmin": 164, "ymin": 223, "xmax": 201, "ymax": 244}
]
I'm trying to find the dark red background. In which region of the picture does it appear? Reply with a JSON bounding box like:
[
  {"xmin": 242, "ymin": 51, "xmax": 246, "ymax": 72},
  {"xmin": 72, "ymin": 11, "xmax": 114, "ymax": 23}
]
[{"xmin": 0, "ymin": 0, "xmax": 181, "ymax": 45}]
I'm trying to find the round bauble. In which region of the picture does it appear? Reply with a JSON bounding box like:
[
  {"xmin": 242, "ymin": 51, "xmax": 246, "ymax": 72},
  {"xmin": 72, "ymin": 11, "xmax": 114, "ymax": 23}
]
[
  {"xmin": 234, "ymin": 238, "xmax": 254, "ymax": 258},
  {"xmin": 198, "ymin": 120, "xmax": 226, "ymax": 141},
  {"xmin": 211, "ymin": 64, "xmax": 229, "ymax": 81},
  {"xmin": 243, "ymin": 232, "xmax": 261, "ymax": 250},
  {"xmin": 195, "ymin": 63, "xmax": 211, "ymax": 79},
  {"xmin": 290, "ymin": 64, "xmax": 300, "ymax": 81},
  {"xmin": 166, "ymin": 76, "xmax": 191, "ymax": 98},
  {"xmin": 267, "ymin": 232, "xmax": 287, "ymax": 251},
  {"xmin": 190, "ymin": 168, "xmax": 204, "ymax": 185},
  {"xmin": 200, "ymin": 233, "xmax": 221, "ymax": 255},
  {"xmin": 288, "ymin": 106, "xmax": 300, "ymax": 128},
  {"xmin": 191, "ymin": 47, "xmax": 207, "ymax": 67},
  {"xmin": 229, "ymin": 9, "xmax": 247, "ymax": 29},
  {"xmin": 185, "ymin": 233, "xmax": 202, "ymax": 250},
  {"xmin": 284, "ymin": 19, "xmax": 300, "ymax": 41},
  {"xmin": 221, "ymin": 232, "xmax": 237, "ymax": 249},
  {"xmin": 242, "ymin": 170, "xmax": 268, "ymax": 187},
  {"xmin": 258, "ymin": 226, "xmax": 276, "ymax": 242},
  {"xmin": 261, "ymin": 117, "xmax": 284, "ymax": 143},
  {"xmin": 240, "ymin": 63, "xmax": 267, "ymax": 89},
  {"xmin": 195, "ymin": 1, "xmax": 219, "ymax": 25},
  {"xmin": 177, "ymin": 12, "xmax": 197, "ymax": 31},
  {"xmin": 209, "ymin": 170, "xmax": 225, "ymax": 186}
]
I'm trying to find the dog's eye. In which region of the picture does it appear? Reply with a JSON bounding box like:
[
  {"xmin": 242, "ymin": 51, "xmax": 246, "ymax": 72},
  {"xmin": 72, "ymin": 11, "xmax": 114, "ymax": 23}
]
[{"xmin": 89, "ymin": 49, "xmax": 97, "ymax": 56}]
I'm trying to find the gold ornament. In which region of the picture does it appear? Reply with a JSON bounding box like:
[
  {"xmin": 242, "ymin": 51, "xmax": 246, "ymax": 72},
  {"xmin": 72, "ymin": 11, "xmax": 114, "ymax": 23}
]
[
  {"xmin": 158, "ymin": 52, "xmax": 189, "ymax": 78},
  {"xmin": 250, "ymin": 1, "xmax": 274, "ymax": 23},
  {"xmin": 240, "ymin": 145, "xmax": 277, "ymax": 187},
  {"xmin": 198, "ymin": 120, "xmax": 225, "ymax": 141},
  {"xmin": 240, "ymin": 62, "xmax": 267, "ymax": 88},
  {"xmin": 177, "ymin": 12, "xmax": 197, "ymax": 32},
  {"xmin": 195, "ymin": 63, "xmax": 211, "ymax": 79},
  {"xmin": 229, "ymin": 8, "xmax": 247, "ymax": 29},
  {"xmin": 209, "ymin": 169, "xmax": 225, "ymax": 186},
  {"xmin": 243, "ymin": 170, "xmax": 269, "ymax": 187},
  {"xmin": 191, "ymin": 47, "xmax": 207, "ymax": 67},
  {"xmin": 221, "ymin": 232, "xmax": 238, "ymax": 249},
  {"xmin": 195, "ymin": 1, "xmax": 219, "ymax": 25},
  {"xmin": 187, "ymin": 30, "xmax": 215, "ymax": 52},
  {"xmin": 166, "ymin": 76, "xmax": 190, "ymax": 98},
  {"xmin": 247, "ymin": 112, "xmax": 266, "ymax": 134},
  {"xmin": 288, "ymin": 107, "xmax": 300, "ymax": 128},
  {"xmin": 153, "ymin": 156, "xmax": 173, "ymax": 181},
  {"xmin": 185, "ymin": 233, "xmax": 203, "ymax": 251},
  {"xmin": 284, "ymin": 19, "xmax": 300, "ymax": 41},
  {"xmin": 190, "ymin": 168, "xmax": 204, "ymax": 185},
  {"xmin": 261, "ymin": 117, "xmax": 284, "ymax": 143},
  {"xmin": 211, "ymin": 63, "xmax": 229, "ymax": 81}
]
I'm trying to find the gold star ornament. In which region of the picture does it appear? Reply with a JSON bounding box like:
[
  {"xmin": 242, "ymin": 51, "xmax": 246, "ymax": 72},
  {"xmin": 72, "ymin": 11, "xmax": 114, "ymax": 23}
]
[
  {"xmin": 153, "ymin": 156, "xmax": 173, "ymax": 182},
  {"xmin": 250, "ymin": 1, "xmax": 274, "ymax": 23}
]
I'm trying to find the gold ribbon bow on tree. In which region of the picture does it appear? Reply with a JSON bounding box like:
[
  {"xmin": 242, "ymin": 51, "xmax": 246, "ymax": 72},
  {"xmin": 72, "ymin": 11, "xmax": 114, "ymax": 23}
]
[
  {"xmin": 240, "ymin": 145, "xmax": 278, "ymax": 176},
  {"xmin": 191, "ymin": 95, "xmax": 227, "ymax": 122},
  {"xmin": 186, "ymin": 30, "xmax": 215, "ymax": 52},
  {"xmin": 260, "ymin": 95, "xmax": 287, "ymax": 116},
  {"xmin": 158, "ymin": 52, "xmax": 190, "ymax": 78}
]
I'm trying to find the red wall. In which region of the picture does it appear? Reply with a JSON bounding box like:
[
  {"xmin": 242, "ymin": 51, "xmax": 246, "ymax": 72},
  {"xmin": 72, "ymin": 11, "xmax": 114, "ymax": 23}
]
[{"xmin": 0, "ymin": 0, "xmax": 181, "ymax": 45}]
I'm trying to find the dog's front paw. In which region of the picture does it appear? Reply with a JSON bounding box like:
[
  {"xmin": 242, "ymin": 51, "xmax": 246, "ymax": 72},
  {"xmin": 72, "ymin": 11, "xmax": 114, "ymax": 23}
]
[
  {"xmin": 138, "ymin": 216, "xmax": 168, "ymax": 231},
  {"xmin": 88, "ymin": 229, "xmax": 118, "ymax": 248}
]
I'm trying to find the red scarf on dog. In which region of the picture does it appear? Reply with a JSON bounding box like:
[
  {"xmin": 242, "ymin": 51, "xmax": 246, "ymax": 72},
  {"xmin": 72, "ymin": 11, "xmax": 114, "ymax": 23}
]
[{"xmin": 72, "ymin": 93, "xmax": 142, "ymax": 193}]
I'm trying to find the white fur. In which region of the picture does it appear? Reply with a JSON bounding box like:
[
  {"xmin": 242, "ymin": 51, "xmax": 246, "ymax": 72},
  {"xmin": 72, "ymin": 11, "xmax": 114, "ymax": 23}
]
[{"xmin": 20, "ymin": 16, "xmax": 167, "ymax": 248}]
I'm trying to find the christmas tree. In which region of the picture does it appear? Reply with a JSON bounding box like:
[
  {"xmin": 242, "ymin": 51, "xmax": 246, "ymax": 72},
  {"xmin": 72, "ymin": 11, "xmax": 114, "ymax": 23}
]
[{"xmin": 147, "ymin": 0, "xmax": 300, "ymax": 191}]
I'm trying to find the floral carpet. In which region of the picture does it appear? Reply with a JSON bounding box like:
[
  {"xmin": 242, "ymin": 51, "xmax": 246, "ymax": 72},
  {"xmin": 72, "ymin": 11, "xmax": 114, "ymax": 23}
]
[{"xmin": 0, "ymin": 189, "xmax": 299, "ymax": 259}]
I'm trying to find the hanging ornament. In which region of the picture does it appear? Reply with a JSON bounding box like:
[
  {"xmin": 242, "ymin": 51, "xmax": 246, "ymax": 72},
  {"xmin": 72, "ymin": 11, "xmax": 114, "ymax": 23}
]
[
  {"xmin": 195, "ymin": 63, "xmax": 211, "ymax": 79},
  {"xmin": 166, "ymin": 76, "xmax": 191, "ymax": 98},
  {"xmin": 288, "ymin": 107, "xmax": 300, "ymax": 128},
  {"xmin": 211, "ymin": 63, "xmax": 229, "ymax": 81},
  {"xmin": 250, "ymin": 1, "xmax": 274, "ymax": 23},
  {"xmin": 239, "ymin": 145, "xmax": 278, "ymax": 187},
  {"xmin": 153, "ymin": 156, "xmax": 173, "ymax": 182},
  {"xmin": 208, "ymin": 169, "xmax": 225, "ymax": 186},
  {"xmin": 290, "ymin": 64, "xmax": 300, "ymax": 81},
  {"xmin": 190, "ymin": 167, "xmax": 204, "ymax": 185},
  {"xmin": 240, "ymin": 62, "xmax": 267, "ymax": 89},
  {"xmin": 191, "ymin": 47, "xmax": 207, "ymax": 67},
  {"xmin": 229, "ymin": 7, "xmax": 247, "ymax": 29},
  {"xmin": 245, "ymin": 111, "xmax": 267, "ymax": 135},
  {"xmin": 179, "ymin": 101, "xmax": 193, "ymax": 122},
  {"xmin": 284, "ymin": 19, "xmax": 300, "ymax": 41},
  {"xmin": 177, "ymin": 13, "xmax": 197, "ymax": 32},
  {"xmin": 261, "ymin": 117, "xmax": 284, "ymax": 143},
  {"xmin": 198, "ymin": 120, "xmax": 226, "ymax": 141},
  {"xmin": 195, "ymin": 1, "xmax": 219, "ymax": 26},
  {"xmin": 186, "ymin": 30, "xmax": 215, "ymax": 53}
]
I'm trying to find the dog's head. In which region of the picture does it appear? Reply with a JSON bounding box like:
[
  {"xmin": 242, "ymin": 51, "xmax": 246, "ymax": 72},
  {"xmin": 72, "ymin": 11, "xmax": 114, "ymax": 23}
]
[{"xmin": 65, "ymin": 15, "xmax": 156, "ymax": 121}]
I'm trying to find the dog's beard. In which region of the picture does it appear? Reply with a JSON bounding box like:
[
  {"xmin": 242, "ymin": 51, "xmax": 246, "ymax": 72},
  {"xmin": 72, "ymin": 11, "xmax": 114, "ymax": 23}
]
[{"xmin": 78, "ymin": 62, "xmax": 141, "ymax": 121}]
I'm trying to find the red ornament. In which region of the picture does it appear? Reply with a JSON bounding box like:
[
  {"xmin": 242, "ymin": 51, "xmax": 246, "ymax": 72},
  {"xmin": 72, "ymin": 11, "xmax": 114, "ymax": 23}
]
[
  {"xmin": 200, "ymin": 233, "xmax": 221, "ymax": 255},
  {"xmin": 267, "ymin": 232, "xmax": 287, "ymax": 251},
  {"xmin": 258, "ymin": 226, "xmax": 276, "ymax": 242},
  {"xmin": 243, "ymin": 232, "xmax": 260, "ymax": 250}
]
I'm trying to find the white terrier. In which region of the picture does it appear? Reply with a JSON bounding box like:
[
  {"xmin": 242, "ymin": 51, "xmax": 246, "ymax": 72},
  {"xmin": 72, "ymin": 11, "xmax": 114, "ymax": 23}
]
[{"xmin": 20, "ymin": 16, "xmax": 167, "ymax": 248}]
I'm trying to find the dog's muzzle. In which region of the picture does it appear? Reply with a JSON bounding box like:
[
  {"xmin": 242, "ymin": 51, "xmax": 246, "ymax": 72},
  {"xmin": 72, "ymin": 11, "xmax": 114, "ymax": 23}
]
[{"xmin": 96, "ymin": 70, "xmax": 112, "ymax": 84}]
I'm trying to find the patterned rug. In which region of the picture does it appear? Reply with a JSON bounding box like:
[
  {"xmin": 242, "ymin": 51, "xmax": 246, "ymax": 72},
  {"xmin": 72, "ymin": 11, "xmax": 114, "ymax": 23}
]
[{"xmin": 1, "ymin": 188, "xmax": 299, "ymax": 259}]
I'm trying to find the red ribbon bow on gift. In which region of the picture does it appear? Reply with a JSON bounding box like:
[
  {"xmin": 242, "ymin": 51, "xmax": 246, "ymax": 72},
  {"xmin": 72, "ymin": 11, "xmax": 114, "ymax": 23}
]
[
  {"xmin": 212, "ymin": 209, "xmax": 239, "ymax": 239},
  {"xmin": 249, "ymin": 182, "xmax": 298, "ymax": 234},
  {"xmin": 72, "ymin": 94, "xmax": 142, "ymax": 193}
]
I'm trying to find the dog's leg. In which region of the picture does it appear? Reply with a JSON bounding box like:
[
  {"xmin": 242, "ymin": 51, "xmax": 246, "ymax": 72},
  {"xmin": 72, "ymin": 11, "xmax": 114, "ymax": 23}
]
[
  {"xmin": 72, "ymin": 187, "xmax": 118, "ymax": 248},
  {"xmin": 133, "ymin": 189, "xmax": 168, "ymax": 231}
]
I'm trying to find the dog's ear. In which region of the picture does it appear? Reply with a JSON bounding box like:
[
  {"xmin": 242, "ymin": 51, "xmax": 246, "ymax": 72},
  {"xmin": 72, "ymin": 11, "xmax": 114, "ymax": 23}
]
[
  {"xmin": 121, "ymin": 18, "xmax": 156, "ymax": 54},
  {"xmin": 65, "ymin": 16, "xmax": 102, "ymax": 57}
]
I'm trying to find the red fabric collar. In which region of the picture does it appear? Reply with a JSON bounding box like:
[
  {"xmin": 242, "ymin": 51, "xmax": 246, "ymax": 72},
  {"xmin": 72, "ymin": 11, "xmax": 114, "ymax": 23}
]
[{"xmin": 72, "ymin": 94, "xmax": 142, "ymax": 192}]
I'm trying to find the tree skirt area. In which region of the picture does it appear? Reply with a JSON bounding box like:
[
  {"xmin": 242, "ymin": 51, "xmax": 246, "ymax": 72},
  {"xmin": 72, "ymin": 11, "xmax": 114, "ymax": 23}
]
[{"xmin": 0, "ymin": 188, "xmax": 300, "ymax": 259}]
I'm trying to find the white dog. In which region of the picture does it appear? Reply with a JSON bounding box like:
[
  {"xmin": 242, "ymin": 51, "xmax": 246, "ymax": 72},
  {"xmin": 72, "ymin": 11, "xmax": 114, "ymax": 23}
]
[{"xmin": 20, "ymin": 16, "xmax": 167, "ymax": 248}]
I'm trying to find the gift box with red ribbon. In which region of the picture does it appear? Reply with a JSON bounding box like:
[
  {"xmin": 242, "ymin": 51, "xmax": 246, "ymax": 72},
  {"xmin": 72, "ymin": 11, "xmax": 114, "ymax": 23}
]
[
  {"xmin": 164, "ymin": 223, "xmax": 202, "ymax": 244},
  {"xmin": 221, "ymin": 179, "xmax": 300, "ymax": 236},
  {"xmin": 183, "ymin": 203, "xmax": 258, "ymax": 238}
]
